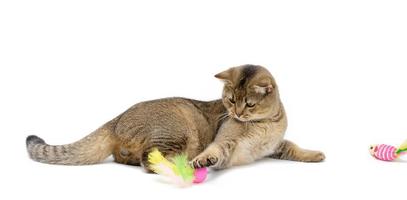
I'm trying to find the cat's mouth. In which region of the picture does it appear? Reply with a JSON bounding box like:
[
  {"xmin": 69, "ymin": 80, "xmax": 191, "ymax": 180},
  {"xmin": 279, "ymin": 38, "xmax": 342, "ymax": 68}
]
[
  {"xmin": 227, "ymin": 111, "xmax": 252, "ymax": 122},
  {"xmin": 236, "ymin": 118, "xmax": 249, "ymax": 122},
  {"xmin": 232, "ymin": 114, "xmax": 250, "ymax": 122}
]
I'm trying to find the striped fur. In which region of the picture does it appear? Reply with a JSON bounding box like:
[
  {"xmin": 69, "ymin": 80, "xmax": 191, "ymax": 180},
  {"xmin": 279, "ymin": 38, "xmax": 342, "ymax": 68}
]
[
  {"xmin": 26, "ymin": 117, "xmax": 119, "ymax": 165},
  {"xmin": 26, "ymin": 98, "xmax": 226, "ymax": 169}
]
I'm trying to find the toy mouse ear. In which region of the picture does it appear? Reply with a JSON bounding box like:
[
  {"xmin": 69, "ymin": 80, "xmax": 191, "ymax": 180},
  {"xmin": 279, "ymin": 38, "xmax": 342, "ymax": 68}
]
[
  {"xmin": 253, "ymin": 85, "xmax": 274, "ymax": 94},
  {"xmin": 369, "ymin": 145, "xmax": 377, "ymax": 156}
]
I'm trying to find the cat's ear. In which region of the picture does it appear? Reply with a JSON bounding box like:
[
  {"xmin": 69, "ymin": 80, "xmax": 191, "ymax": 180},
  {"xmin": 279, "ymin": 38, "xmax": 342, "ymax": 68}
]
[
  {"xmin": 253, "ymin": 85, "xmax": 273, "ymax": 94},
  {"xmin": 215, "ymin": 69, "xmax": 232, "ymax": 84}
]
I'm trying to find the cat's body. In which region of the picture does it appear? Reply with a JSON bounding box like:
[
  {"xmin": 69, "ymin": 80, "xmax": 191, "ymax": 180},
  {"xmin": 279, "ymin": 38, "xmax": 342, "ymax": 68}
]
[
  {"xmin": 27, "ymin": 98, "xmax": 226, "ymax": 169},
  {"xmin": 26, "ymin": 65, "xmax": 325, "ymax": 171},
  {"xmin": 225, "ymin": 110, "xmax": 286, "ymax": 167}
]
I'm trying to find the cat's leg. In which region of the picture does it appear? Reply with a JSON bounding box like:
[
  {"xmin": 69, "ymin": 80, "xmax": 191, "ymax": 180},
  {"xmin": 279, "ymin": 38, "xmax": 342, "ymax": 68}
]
[
  {"xmin": 191, "ymin": 140, "xmax": 236, "ymax": 169},
  {"xmin": 270, "ymin": 140, "xmax": 325, "ymax": 162},
  {"xmin": 113, "ymin": 146, "xmax": 141, "ymax": 166}
]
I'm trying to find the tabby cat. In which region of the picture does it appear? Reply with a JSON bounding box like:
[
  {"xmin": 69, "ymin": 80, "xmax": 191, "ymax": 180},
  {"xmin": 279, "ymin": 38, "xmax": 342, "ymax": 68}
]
[{"xmin": 26, "ymin": 65, "xmax": 324, "ymax": 171}]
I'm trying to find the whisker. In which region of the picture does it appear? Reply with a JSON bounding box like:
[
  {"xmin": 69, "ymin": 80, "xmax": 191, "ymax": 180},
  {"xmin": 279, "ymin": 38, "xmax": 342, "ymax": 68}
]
[{"xmin": 217, "ymin": 112, "xmax": 229, "ymax": 123}]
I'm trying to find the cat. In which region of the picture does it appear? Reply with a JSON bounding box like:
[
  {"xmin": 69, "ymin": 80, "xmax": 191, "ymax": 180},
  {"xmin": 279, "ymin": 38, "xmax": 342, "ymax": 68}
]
[
  {"xmin": 191, "ymin": 65, "xmax": 325, "ymax": 169},
  {"xmin": 26, "ymin": 64, "xmax": 324, "ymax": 172}
]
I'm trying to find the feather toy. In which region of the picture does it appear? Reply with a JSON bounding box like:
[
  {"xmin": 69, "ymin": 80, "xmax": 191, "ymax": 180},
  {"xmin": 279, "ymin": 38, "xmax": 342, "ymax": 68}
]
[
  {"xmin": 369, "ymin": 139, "xmax": 407, "ymax": 161},
  {"xmin": 148, "ymin": 149, "xmax": 207, "ymax": 186}
]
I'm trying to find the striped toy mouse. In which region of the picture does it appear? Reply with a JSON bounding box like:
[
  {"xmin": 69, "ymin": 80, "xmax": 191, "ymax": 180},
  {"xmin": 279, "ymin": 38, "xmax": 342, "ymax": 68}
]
[{"xmin": 369, "ymin": 139, "xmax": 407, "ymax": 161}]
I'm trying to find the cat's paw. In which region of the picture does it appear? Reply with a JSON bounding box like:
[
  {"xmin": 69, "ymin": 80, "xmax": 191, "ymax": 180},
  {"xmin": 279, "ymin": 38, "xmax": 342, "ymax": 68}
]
[
  {"xmin": 305, "ymin": 151, "xmax": 325, "ymax": 162},
  {"xmin": 191, "ymin": 154, "xmax": 219, "ymax": 168}
]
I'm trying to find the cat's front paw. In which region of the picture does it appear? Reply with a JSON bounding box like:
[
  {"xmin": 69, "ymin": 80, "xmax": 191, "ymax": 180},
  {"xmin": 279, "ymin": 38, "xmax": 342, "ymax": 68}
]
[{"xmin": 191, "ymin": 154, "xmax": 219, "ymax": 168}]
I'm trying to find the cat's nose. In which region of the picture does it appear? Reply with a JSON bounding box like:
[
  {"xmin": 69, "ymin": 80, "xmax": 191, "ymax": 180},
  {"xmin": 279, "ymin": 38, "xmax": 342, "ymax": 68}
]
[{"xmin": 235, "ymin": 105, "xmax": 245, "ymax": 117}]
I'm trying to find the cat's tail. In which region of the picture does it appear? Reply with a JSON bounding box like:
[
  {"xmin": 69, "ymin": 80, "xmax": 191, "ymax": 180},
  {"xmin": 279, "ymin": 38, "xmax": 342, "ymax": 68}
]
[{"xmin": 26, "ymin": 117, "xmax": 120, "ymax": 165}]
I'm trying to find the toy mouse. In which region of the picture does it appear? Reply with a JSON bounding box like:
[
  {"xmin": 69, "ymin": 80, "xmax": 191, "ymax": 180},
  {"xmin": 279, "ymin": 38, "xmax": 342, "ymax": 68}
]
[{"xmin": 369, "ymin": 139, "xmax": 407, "ymax": 161}]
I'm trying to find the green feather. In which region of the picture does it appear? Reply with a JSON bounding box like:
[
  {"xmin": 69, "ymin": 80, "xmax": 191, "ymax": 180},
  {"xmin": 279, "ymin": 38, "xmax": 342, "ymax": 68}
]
[
  {"xmin": 171, "ymin": 154, "xmax": 194, "ymax": 182},
  {"xmin": 396, "ymin": 147, "xmax": 407, "ymax": 154}
]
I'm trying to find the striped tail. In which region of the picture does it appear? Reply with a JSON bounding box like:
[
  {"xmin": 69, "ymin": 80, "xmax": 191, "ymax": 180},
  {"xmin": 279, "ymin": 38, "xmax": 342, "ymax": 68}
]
[{"xmin": 26, "ymin": 118, "xmax": 118, "ymax": 165}]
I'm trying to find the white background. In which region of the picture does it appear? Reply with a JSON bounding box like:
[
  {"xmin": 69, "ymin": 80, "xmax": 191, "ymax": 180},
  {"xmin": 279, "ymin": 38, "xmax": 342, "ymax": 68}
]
[{"xmin": 1, "ymin": 0, "xmax": 407, "ymax": 199}]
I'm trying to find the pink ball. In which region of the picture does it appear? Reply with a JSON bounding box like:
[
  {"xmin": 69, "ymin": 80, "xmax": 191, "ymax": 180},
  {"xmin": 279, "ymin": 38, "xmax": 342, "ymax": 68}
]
[{"xmin": 193, "ymin": 167, "xmax": 208, "ymax": 183}]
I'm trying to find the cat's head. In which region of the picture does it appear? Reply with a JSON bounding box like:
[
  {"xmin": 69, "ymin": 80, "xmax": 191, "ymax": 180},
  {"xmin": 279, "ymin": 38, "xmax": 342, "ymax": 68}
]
[{"xmin": 215, "ymin": 65, "xmax": 280, "ymax": 122}]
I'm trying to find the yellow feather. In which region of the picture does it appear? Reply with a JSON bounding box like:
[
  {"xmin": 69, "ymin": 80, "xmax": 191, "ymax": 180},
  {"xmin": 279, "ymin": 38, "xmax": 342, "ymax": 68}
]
[
  {"xmin": 398, "ymin": 139, "xmax": 407, "ymax": 150},
  {"xmin": 148, "ymin": 149, "xmax": 165, "ymax": 165},
  {"xmin": 148, "ymin": 149, "xmax": 176, "ymax": 173}
]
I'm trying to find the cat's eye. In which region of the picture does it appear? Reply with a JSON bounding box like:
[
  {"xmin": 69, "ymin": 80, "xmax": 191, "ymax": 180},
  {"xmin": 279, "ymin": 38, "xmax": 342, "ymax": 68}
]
[
  {"xmin": 228, "ymin": 97, "xmax": 235, "ymax": 104},
  {"xmin": 246, "ymin": 102, "xmax": 255, "ymax": 108}
]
